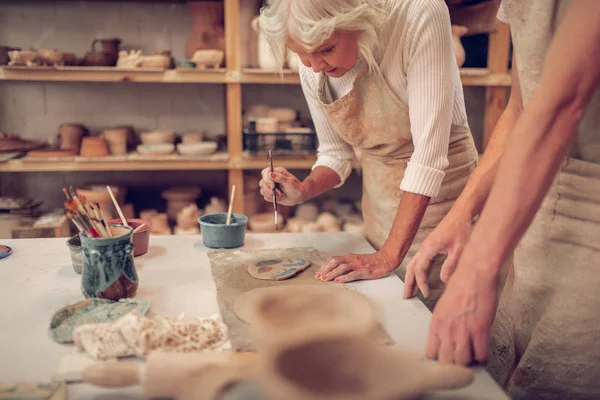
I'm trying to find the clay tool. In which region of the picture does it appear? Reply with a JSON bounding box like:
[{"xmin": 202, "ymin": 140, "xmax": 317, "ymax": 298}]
[
  {"xmin": 226, "ymin": 185, "xmax": 236, "ymax": 225},
  {"xmin": 106, "ymin": 186, "xmax": 129, "ymax": 228},
  {"xmin": 269, "ymin": 149, "xmax": 279, "ymax": 230}
]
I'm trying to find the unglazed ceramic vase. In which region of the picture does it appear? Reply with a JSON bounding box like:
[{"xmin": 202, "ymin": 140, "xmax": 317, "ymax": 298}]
[{"xmin": 80, "ymin": 225, "xmax": 138, "ymax": 301}]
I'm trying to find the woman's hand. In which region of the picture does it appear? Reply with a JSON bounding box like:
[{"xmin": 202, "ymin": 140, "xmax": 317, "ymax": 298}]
[
  {"xmin": 315, "ymin": 250, "xmax": 397, "ymax": 283},
  {"xmin": 259, "ymin": 167, "xmax": 306, "ymax": 206},
  {"xmin": 403, "ymin": 212, "xmax": 472, "ymax": 299},
  {"xmin": 425, "ymin": 250, "xmax": 499, "ymax": 365}
]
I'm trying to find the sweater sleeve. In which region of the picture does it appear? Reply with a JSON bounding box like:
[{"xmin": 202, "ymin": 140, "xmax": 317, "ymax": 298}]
[
  {"xmin": 399, "ymin": 0, "xmax": 456, "ymax": 197},
  {"xmin": 497, "ymin": 0, "xmax": 510, "ymax": 24},
  {"xmin": 299, "ymin": 65, "xmax": 355, "ymax": 188}
]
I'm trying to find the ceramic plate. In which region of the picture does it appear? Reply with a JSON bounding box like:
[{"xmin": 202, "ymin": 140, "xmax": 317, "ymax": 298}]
[
  {"xmin": 0, "ymin": 245, "xmax": 12, "ymax": 259},
  {"xmin": 48, "ymin": 298, "xmax": 150, "ymax": 343}
]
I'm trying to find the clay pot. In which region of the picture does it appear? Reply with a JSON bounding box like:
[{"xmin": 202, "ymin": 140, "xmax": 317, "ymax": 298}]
[
  {"xmin": 255, "ymin": 117, "xmax": 279, "ymax": 134},
  {"xmin": 161, "ymin": 186, "xmax": 201, "ymax": 221},
  {"xmin": 109, "ymin": 218, "xmax": 151, "ymax": 257},
  {"xmin": 80, "ymin": 137, "xmax": 109, "ymax": 157},
  {"xmin": 58, "ymin": 123, "xmax": 87, "ymax": 152},
  {"xmin": 84, "ymin": 38, "xmax": 121, "ymax": 67},
  {"xmin": 181, "ymin": 131, "xmax": 204, "ymax": 144},
  {"xmin": 150, "ymin": 213, "xmax": 171, "ymax": 235},
  {"xmin": 191, "ymin": 49, "xmax": 224, "ymax": 69},
  {"xmin": 0, "ymin": 46, "xmax": 21, "ymax": 65},
  {"xmin": 102, "ymin": 128, "xmax": 129, "ymax": 155},
  {"xmin": 8, "ymin": 50, "xmax": 37, "ymax": 67}
]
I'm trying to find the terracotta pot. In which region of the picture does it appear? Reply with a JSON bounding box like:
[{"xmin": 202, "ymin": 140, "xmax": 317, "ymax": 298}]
[
  {"xmin": 80, "ymin": 137, "xmax": 109, "ymax": 157},
  {"xmin": 102, "ymin": 128, "xmax": 129, "ymax": 155},
  {"xmin": 109, "ymin": 218, "xmax": 151, "ymax": 257},
  {"xmin": 58, "ymin": 123, "xmax": 87, "ymax": 152}
]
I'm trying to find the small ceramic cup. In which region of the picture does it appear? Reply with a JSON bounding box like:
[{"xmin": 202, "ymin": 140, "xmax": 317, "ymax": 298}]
[
  {"xmin": 198, "ymin": 213, "xmax": 248, "ymax": 249},
  {"xmin": 66, "ymin": 235, "xmax": 83, "ymax": 274},
  {"xmin": 80, "ymin": 225, "xmax": 138, "ymax": 301},
  {"xmin": 108, "ymin": 218, "xmax": 151, "ymax": 257}
]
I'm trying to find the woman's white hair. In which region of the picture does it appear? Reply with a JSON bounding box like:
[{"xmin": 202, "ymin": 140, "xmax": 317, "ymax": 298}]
[{"xmin": 259, "ymin": 0, "xmax": 387, "ymax": 73}]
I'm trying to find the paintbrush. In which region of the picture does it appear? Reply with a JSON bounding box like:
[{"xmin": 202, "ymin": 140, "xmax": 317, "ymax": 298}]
[
  {"xmin": 87, "ymin": 201, "xmax": 109, "ymax": 238},
  {"xmin": 64, "ymin": 199, "xmax": 99, "ymax": 237},
  {"xmin": 97, "ymin": 203, "xmax": 113, "ymax": 238},
  {"xmin": 78, "ymin": 194, "xmax": 106, "ymax": 237},
  {"xmin": 269, "ymin": 149, "xmax": 279, "ymax": 230},
  {"xmin": 66, "ymin": 210, "xmax": 87, "ymax": 236},
  {"xmin": 62, "ymin": 187, "xmax": 72, "ymax": 201}
]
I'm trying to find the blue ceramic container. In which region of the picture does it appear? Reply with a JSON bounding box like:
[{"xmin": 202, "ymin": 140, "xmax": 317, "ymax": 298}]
[
  {"xmin": 80, "ymin": 225, "xmax": 138, "ymax": 301},
  {"xmin": 199, "ymin": 213, "xmax": 248, "ymax": 249}
]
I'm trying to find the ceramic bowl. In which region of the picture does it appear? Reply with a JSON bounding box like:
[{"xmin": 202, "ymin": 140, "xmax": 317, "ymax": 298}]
[
  {"xmin": 108, "ymin": 218, "xmax": 151, "ymax": 257},
  {"xmin": 199, "ymin": 213, "xmax": 248, "ymax": 249},
  {"xmin": 191, "ymin": 49, "xmax": 224, "ymax": 69},
  {"xmin": 175, "ymin": 59, "xmax": 196, "ymax": 69},
  {"xmin": 8, "ymin": 50, "xmax": 37, "ymax": 66},
  {"xmin": 141, "ymin": 54, "xmax": 171, "ymax": 69},
  {"xmin": 137, "ymin": 144, "xmax": 175, "ymax": 155},
  {"xmin": 140, "ymin": 130, "xmax": 175, "ymax": 145},
  {"xmin": 177, "ymin": 141, "xmax": 218, "ymax": 156},
  {"xmin": 66, "ymin": 235, "xmax": 83, "ymax": 274}
]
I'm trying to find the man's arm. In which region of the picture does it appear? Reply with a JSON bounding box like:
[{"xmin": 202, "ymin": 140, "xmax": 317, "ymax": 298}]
[{"xmin": 469, "ymin": 1, "xmax": 600, "ymax": 274}]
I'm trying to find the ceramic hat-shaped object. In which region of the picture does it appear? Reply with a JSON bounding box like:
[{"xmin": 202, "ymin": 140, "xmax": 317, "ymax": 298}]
[
  {"xmin": 261, "ymin": 335, "xmax": 475, "ymax": 400},
  {"xmin": 237, "ymin": 284, "xmax": 379, "ymax": 349}
]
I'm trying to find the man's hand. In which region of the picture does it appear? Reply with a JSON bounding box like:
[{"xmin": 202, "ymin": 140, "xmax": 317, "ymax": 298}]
[
  {"xmin": 425, "ymin": 249, "xmax": 499, "ymax": 365},
  {"xmin": 403, "ymin": 213, "xmax": 472, "ymax": 299}
]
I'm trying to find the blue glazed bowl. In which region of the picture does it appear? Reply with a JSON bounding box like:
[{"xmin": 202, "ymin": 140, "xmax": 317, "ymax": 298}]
[{"xmin": 199, "ymin": 213, "xmax": 248, "ymax": 249}]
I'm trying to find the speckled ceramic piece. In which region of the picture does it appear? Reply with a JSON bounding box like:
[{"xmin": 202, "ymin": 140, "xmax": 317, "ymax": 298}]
[
  {"xmin": 67, "ymin": 235, "xmax": 83, "ymax": 274},
  {"xmin": 199, "ymin": 213, "xmax": 248, "ymax": 249},
  {"xmin": 48, "ymin": 298, "xmax": 150, "ymax": 343},
  {"xmin": 0, "ymin": 244, "xmax": 12, "ymax": 260},
  {"xmin": 247, "ymin": 258, "xmax": 310, "ymax": 281},
  {"xmin": 80, "ymin": 225, "xmax": 138, "ymax": 301}
]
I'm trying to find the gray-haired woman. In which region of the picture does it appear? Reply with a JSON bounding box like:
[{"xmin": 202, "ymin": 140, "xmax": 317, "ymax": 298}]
[{"xmin": 257, "ymin": 0, "xmax": 478, "ymax": 309}]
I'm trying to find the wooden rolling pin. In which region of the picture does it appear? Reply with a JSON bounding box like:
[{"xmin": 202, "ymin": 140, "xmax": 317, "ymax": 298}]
[{"xmin": 83, "ymin": 352, "xmax": 258, "ymax": 400}]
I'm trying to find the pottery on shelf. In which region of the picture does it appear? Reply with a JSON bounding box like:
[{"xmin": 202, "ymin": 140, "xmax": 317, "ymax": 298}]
[
  {"xmin": 177, "ymin": 141, "xmax": 218, "ymax": 156},
  {"xmin": 136, "ymin": 144, "xmax": 174, "ymax": 155},
  {"xmin": 267, "ymin": 108, "xmax": 296, "ymax": 123},
  {"xmin": 316, "ymin": 212, "xmax": 341, "ymax": 232},
  {"xmin": 255, "ymin": 117, "xmax": 279, "ymax": 134},
  {"xmin": 150, "ymin": 213, "xmax": 171, "ymax": 235},
  {"xmin": 102, "ymin": 128, "xmax": 129, "ymax": 155},
  {"xmin": 84, "ymin": 38, "xmax": 121, "ymax": 67},
  {"xmin": 248, "ymin": 212, "xmax": 286, "ymax": 233},
  {"xmin": 62, "ymin": 53, "xmax": 80, "ymax": 66},
  {"xmin": 294, "ymin": 203, "xmax": 319, "ymax": 222},
  {"xmin": 139, "ymin": 209, "xmax": 158, "ymax": 227},
  {"xmin": 116, "ymin": 49, "xmax": 143, "ymax": 69},
  {"xmin": 161, "ymin": 186, "xmax": 202, "ymax": 221},
  {"xmin": 8, "ymin": 50, "xmax": 37, "ymax": 67},
  {"xmin": 38, "ymin": 49, "xmax": 63, "ymax": 66},
  {"xmin": 58, "ymin": 123, "xmax": 87, "ymax": 152},
  {"xmin": 140, "ymin": 130, "xmax": 175, "ymax": 145},
  {"xmin": 251, "ymin": 16, "xmax": 285, "ymax": 70},
  {"xmin": 185, "ymin": 1, "xmax": 225, "ymax": 60},
  {"xmin": 181, "ymin": 131, "xmax": 204, "ymax": 144},
  {"xmin": 80, "ymin": 137, "xmax": 110, "ymax": 157},
  {"xmin": 191, "ymin": 49, "xmax": 224, "ymax": 69},
  {"xmin": 176, "ymin": 203, "xmax": 203, "ymax": 232},
  {"xmin": 203, "ymin": 196, "xmax": 227, "ymax": 215},
  {"xmin": 141, "ymin": 54, "xmax": 172, "ymax": 69},
  {"xmin": 0, "ymin": 46, "xmax": 21, "ymax": 65},
  {"xmin": 243, "ymin": 104, "xmax": 271, "ymax": 128}
]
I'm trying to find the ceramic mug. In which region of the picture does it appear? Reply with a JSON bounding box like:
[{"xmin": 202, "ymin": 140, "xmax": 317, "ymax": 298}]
[{"xmin": 80, "ymin": 225, "xmax": 138, "ymax": 301}]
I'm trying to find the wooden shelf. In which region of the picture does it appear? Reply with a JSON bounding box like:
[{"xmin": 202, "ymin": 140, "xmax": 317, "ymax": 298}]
[
  {"xmin": 240, "ymin": 68, "xmax": 304, "ymax": 85},
  {"xmin": 0, "ymin": 154, "xmax": 231, "ymax": 172},
  {"xmin": 232, "ymin": 154, "xmax": 317, "ymax": 169},
  {"xmin": 0, "ymin": 66, "xmax": 228, "ymax": 83}
]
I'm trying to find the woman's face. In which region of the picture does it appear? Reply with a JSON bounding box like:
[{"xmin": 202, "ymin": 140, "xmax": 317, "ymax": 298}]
[{"xmin": 287, "ymin": 31, "xmax": 358, "ymax": 78}]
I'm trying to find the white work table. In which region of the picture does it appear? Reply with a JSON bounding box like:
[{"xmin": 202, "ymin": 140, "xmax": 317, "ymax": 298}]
[{"xmin": 0, "ymin": 232, "xmax": 509, "ymax": 399}]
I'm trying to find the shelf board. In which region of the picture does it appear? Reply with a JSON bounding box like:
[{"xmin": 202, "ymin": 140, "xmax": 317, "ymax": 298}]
[
  {"xmin": 241, "ymin": 67, "xmax": 511, "ymax": 87},
  {"xmin": 232, "ymin": 154, "xmax": 318, "ymax": 169},
  {"xmin": 0, "ymin": 66, "xmax": 228, "ymax": 83},
  {"xmin": 0, "ymin": 153, "xmax": 230, "ymax": 172}
]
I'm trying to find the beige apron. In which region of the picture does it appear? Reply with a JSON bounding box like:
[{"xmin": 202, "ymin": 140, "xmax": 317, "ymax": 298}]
[
  {"xmin": 487, "ymin": 1, "xmax": 600, "ymax": 398},
  {"xmin": 317, "ymin": 67, "xmax": 478, "ymax": 310}
]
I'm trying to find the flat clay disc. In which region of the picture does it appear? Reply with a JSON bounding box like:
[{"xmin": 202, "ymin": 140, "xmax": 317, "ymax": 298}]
[{"xmin": 247, "ymin": 258, "xmax": 310, "ymax": 281}]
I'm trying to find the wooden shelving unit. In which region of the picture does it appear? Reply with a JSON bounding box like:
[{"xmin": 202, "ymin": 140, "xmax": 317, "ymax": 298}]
[{"xmin": 1, "ymin": 0, "xmax": 512, "ymax": 216}]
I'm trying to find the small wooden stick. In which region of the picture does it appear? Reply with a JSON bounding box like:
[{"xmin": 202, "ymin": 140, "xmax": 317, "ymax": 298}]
[
  {"xmin": 226, "ymin": 185, "xmax": 236, "ymax": 225},
  {"xmin": 133, "ymin": 223, "xmax": 147, "ymax": 233},
  {"xmin": 98, "ymin": 205, "xmax": 113, "ymax": 238},
  {"xmin": 106, "ymin": 186, "xmax": 129, "ymax": 227}
]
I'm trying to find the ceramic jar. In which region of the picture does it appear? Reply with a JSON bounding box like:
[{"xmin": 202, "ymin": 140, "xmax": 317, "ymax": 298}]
[
  {"xmin": 80, "ymin": 225, "xmax": 138, "ymax": 301},
  {"xmin": 102, "ymin": 128, "xmax": 129, "ymax": 155},
  {"xmin": 58, "ymin": 123, "xmax": 86, "ymax": 152}
]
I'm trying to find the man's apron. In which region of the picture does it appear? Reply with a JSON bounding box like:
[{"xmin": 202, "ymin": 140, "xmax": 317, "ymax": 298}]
[
  {"xmin": 317, "ymin": 67, "xmax": 478, "ymax": 310},
  {"xmin": 487, "ymin": 1, "xmax": 600, "ymax": 398}
]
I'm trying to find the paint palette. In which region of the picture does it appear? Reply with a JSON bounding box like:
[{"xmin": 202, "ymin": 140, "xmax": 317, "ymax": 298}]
[
  {"xmin": 247, "ymin": 258, "xmax": 311, "ymax": 281},
  {"xmin": 0, "ymin": 245, "xmax": 12, "ymax": 260}
]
